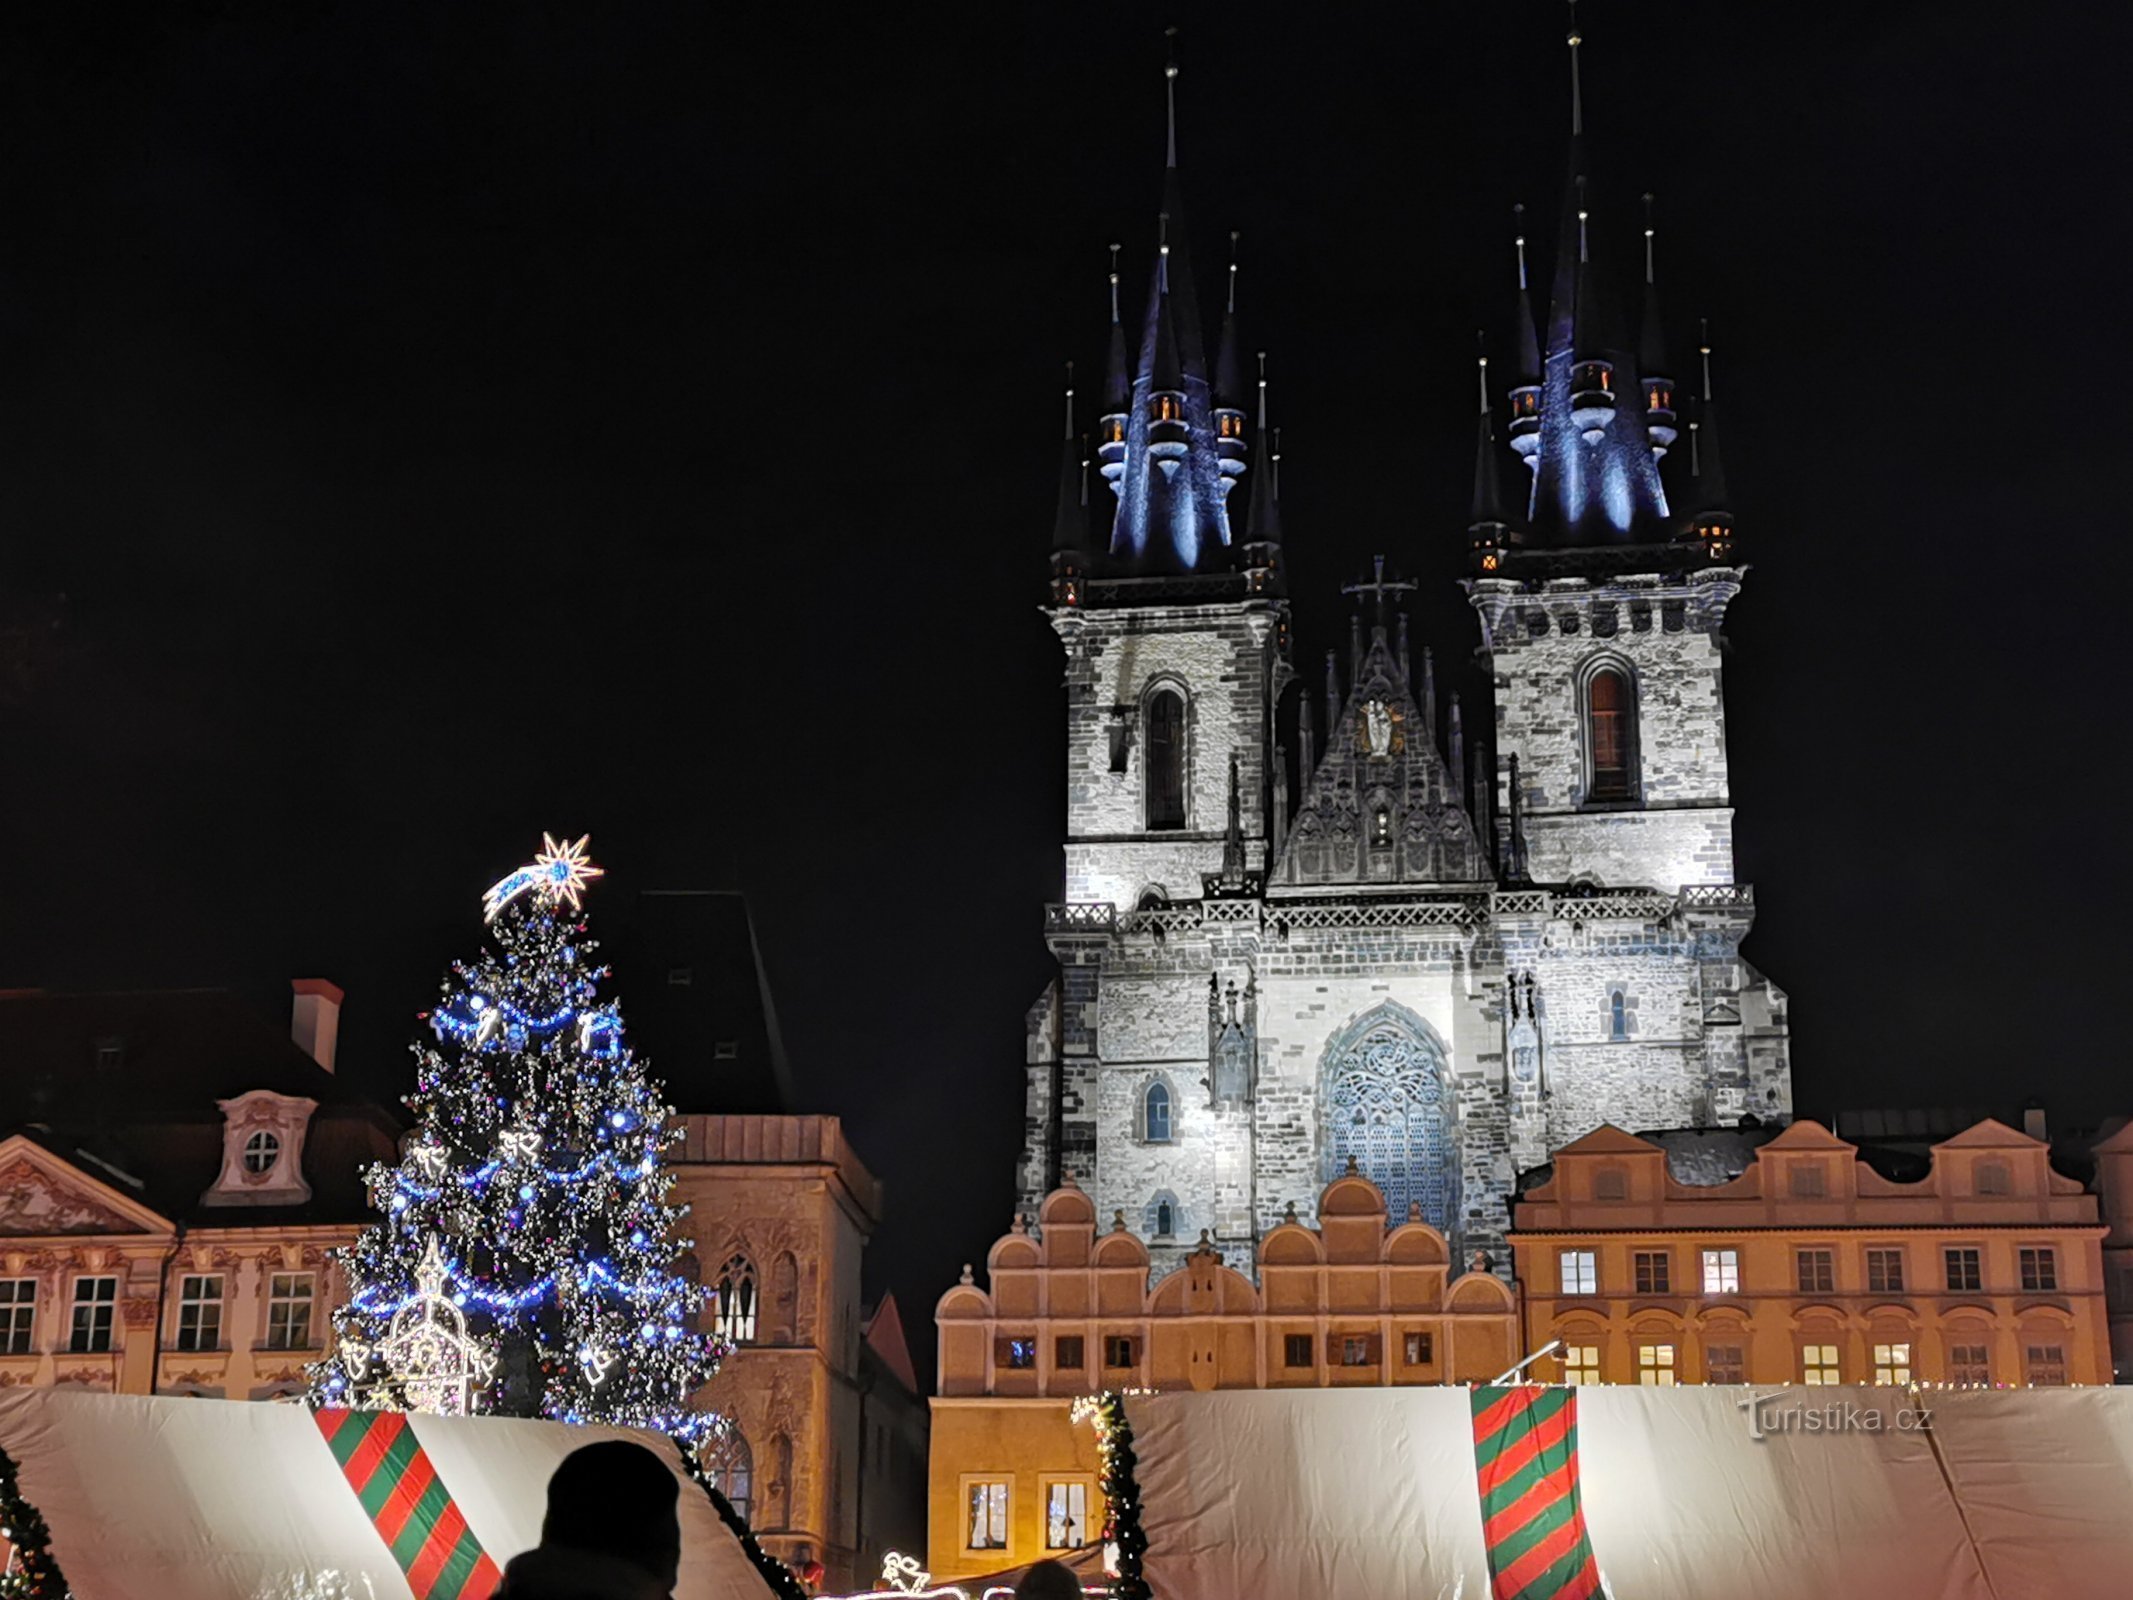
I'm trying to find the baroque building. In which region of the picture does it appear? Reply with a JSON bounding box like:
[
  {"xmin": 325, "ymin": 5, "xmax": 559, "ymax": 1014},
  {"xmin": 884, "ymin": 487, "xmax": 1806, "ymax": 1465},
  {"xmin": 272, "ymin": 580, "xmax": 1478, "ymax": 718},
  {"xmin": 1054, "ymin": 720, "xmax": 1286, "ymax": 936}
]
[{"xmin": 1021, "ymin": 39, "xmax": 1791, "ymax": 1281}]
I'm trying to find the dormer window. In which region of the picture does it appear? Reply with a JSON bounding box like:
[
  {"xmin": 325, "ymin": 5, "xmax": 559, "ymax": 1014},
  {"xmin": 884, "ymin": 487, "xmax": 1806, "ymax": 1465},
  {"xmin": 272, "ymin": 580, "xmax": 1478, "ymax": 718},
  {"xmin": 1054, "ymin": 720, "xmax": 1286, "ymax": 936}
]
[
  {"xmin": 1217, "ymin": 413, "xmax": 1243, "ymax": 438},
  {"xmin": 203, "ymin": 1090, "xmax": 318, "ymax": 1209},
  {"xmin": 1102, "ymin": 416, "xmax": 1125, "ymax": 444},
  {"xmin": 1151, "ymin": 393, "xmax": 1181, "ymax": 423}
]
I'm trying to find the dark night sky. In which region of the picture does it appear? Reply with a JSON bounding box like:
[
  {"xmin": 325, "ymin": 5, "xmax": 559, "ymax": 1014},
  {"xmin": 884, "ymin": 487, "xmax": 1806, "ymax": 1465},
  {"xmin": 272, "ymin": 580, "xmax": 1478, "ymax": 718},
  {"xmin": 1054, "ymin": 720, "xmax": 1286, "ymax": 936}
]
[{"xmin": 2, "ymin": 4, "xmax": 2129, "ymax": 1359}]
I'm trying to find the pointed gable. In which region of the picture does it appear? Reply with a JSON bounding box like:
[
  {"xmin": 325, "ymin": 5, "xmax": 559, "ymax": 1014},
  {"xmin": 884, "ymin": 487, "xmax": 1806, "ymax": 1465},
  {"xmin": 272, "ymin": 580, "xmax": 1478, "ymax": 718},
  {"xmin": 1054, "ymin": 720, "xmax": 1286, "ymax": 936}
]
[
  {"xmin": 1553, "ymin": 1124, "xmax": 1665, "ymax": 1158},
  {"xmin": 1931, "ymin": 1117, "xmax": 2042, "ymax": 1150},
  {"xmin": 0, "ymin": 1135, "xmax": 173, "ymax": 1238},
  {"xmin": 1275, "ymin": 632, "xmax": 1488, "ymax": 887}
]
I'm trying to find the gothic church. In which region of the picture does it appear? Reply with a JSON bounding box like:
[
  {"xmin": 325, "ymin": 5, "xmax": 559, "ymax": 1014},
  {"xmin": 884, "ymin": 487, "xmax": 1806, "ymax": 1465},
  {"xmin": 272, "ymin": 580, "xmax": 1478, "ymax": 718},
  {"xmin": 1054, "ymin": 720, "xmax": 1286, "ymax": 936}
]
[{"xmin": 1018, "ymin": 42, "xmax": 1793, "ymax": 1277}]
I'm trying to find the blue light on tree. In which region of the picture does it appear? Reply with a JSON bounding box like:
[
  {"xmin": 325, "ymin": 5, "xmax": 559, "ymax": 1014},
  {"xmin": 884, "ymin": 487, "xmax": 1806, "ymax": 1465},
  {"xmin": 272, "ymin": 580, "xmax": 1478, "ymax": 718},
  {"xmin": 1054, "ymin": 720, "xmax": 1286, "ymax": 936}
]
[{"xmin": 311, "ymin": 835, "xmax": 724, "ymax": 1439}]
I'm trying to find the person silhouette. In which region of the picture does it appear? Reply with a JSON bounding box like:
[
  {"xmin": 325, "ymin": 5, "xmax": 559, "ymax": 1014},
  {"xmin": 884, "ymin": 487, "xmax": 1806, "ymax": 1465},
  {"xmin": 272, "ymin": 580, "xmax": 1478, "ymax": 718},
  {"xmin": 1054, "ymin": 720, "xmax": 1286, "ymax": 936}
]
[
  {"xmin": 1014, "ymin": 1558, "xmax": 1082, "ymax": 1599},
  {"xmin": 496, "ymin": 1439, "xmax": 683, "ymax": 1600}
]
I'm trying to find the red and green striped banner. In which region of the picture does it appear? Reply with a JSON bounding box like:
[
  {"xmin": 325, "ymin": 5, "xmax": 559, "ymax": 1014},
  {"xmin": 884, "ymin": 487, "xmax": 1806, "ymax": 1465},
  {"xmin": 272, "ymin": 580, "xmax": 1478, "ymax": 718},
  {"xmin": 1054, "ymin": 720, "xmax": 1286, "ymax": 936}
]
[
  {"xmin": 314, "ymin": 1410, "xmax": 503, "ymax": 1600},
  {"xmin": 1470, "ymin": 1386, "xmax": 1602, "ymax": 1600}
]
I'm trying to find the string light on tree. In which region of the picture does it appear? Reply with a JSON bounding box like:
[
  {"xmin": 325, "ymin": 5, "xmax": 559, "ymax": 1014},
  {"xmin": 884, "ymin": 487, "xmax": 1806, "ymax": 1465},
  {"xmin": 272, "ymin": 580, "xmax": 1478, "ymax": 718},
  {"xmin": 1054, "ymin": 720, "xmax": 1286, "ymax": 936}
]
[{"xmin": 312, "ymin": 834, "xmax": 724, "ymax": 1439}]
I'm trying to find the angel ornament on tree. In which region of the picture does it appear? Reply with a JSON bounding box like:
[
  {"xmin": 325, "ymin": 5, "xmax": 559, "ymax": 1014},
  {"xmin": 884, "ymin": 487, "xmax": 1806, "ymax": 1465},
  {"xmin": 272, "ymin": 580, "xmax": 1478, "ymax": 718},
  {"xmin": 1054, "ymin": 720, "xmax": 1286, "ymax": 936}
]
[{"xmin": 312, "ymin": 834, "xmax": 724, "ymax": 1439}]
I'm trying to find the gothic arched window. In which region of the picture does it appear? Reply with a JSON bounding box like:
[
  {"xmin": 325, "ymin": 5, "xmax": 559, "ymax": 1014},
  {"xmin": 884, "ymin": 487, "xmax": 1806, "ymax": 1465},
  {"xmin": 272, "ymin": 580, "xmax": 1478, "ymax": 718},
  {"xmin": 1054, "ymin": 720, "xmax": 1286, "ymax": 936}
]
[
  {"xmin": 1586, "ymin": 667, "xmax": 1636, "ymax": 801},
  {"xmin": 1145, "ymin": 688, "xmax": 1187, "ymax": 831},
  {"xmin": 1141, "ymin": 1081, "xmax": 1173, "ymax": 1144},
  {"xmin": 705, "ymin": 1429, "xmax": 753, "ymax": 1526},
  {"xmin": 1609, "ymin": 991, "xmax": 1628, "ymax": 1040},
  {"xmin": 1146, "ymin": 1190, "xmax": 1183, "ymax": 1239},
  {"xmin": 714, "ymin": 1254, "xmax": 758, "ymax": 1344},
  {"xmin": 1320, "ymin": 1007, "xmax": 1455, "ymax": 1234}
]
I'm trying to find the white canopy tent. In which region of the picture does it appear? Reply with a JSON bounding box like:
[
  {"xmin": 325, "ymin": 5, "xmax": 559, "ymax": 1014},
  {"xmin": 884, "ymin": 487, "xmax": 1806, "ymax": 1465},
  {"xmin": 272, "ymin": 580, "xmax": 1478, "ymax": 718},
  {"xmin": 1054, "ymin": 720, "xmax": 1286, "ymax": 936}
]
[
  {"xmin": 0, "ymin": 1389, "xmax": 776, "ymax": 1600},
  {"xmin": 1123, "ymin": 1386, "xmax": 2133, "ymax": 1600}
]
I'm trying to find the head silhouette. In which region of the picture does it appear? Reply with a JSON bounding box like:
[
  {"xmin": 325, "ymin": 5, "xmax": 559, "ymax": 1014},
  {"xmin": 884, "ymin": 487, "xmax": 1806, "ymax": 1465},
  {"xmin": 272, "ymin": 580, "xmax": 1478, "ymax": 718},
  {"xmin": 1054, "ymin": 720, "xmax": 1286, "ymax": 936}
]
[
  {"xmin": 1014, "ymin": 1559, "xmax": 1082, "ymax": 1600},
  {"xmin": 539, "ymin": 1440, "xmax": 682, "ymax": 1588}
]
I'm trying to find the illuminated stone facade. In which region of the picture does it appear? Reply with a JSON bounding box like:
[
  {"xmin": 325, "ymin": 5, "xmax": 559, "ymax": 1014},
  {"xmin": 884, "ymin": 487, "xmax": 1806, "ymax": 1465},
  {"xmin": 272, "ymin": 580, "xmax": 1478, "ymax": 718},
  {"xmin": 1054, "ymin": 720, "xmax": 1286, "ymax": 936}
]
[
  {"xmin": 929, "ymin": 1171, "xmax": 1518, "ymax": 1582},
  {"xmin": 1512, "ymin": 1119, "xmax": 2112, "ymax": 1388}
]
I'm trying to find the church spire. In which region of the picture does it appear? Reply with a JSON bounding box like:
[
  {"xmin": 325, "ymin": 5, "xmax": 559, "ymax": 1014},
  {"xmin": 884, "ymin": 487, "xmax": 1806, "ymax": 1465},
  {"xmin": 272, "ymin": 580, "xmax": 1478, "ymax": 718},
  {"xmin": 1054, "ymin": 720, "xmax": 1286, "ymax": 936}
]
[
  {"xmin": 1469, "ymin": 336, "xmax": 1512, "ymax": 571},
  {"xmin": 1507, "ymin": 205, "xmax": 1544, "ymax": 474},
  {"xmin": 1212, "ymin": 231, "xmax": 1250, "ymax": 509},
  {"xmin": 1239, "ymin": 350, "xmax": 1284, "ymax": 593},
  {"xmin": 1050, "ymin": 364, "xmax": 1088, "ymax": 606},
  {"xmin": 1681, "ymin": 318, "xmax": 1734, "ymax": 559},
  {"xmin": 1638, "ymin": 193, "xmax": 1678, "ymax": 458}
]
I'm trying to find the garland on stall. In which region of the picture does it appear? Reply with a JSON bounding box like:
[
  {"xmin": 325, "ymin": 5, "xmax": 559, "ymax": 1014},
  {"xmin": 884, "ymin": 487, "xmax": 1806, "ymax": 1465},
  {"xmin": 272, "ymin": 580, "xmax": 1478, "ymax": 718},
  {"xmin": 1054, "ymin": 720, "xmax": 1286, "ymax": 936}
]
[
  {"xmin": 678, "ymin": 1438, "xmax": 808, "ymax": 1600},
  {"xmin": 1071, "ymin": 1392, "xmax": 1149, "ymax": 1600},
  {"xmin": 0, "ymin": 1445, "xmax": 66, "ymax": 1599}
]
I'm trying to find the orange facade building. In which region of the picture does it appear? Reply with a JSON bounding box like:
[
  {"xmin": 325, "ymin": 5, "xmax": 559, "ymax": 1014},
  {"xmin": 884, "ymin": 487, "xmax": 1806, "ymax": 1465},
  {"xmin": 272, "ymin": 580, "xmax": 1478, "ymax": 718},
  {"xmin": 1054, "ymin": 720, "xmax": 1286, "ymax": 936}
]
[
  {"xmin": 1512, "ymin": 1118, "xmax": 2111, "ymax": 1389},
  {"xmin": 929, "ymin": 1170, "xmax": 1518, "ymax": 1583}
]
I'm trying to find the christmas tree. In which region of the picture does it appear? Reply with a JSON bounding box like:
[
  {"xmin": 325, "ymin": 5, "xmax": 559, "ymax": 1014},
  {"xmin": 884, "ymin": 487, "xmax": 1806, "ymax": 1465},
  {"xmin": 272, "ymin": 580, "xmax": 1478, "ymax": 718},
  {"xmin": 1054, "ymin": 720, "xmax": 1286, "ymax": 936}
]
[{"xmin": 313, "ymin": 834, "xmax": 722, "ymax": 1440}]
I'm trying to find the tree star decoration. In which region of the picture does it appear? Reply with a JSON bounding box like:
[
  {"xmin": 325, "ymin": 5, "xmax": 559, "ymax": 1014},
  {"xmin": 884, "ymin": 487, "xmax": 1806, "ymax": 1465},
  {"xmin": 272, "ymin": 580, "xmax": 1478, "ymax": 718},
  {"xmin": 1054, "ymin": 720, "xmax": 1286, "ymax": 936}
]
[
  {"xmin": 377, "ymin": 1236, "xmax": 497, "ymax": 1417},
  {"xmin": 482, "ymin": 833, "xmax": 605, "ymax": 923}
]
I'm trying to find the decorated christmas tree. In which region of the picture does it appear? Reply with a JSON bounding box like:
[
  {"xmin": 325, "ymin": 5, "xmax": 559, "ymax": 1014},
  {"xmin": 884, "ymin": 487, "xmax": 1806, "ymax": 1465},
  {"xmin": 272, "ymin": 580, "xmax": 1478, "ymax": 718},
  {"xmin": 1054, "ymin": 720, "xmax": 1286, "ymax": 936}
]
[{"xmin": 313, "ymin": 834, "xmax": 722, "ymax": 1439}]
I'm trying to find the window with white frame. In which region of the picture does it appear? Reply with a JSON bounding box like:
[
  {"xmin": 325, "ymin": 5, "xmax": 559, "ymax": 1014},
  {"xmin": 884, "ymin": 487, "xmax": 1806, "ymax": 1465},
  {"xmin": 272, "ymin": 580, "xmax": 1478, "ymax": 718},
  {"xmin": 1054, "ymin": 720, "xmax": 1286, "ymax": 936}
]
[
  {"xmin": 1559, "ymin": 1249, "xmax": 1597, "ymax": 1295},
  {"xmin": 0, "ymin": 1280, "xmax": 34, "ymax": 1355},
  {"xmin": 966, "ymin": 1480, "xmax": 1009, "ymax": 1551},
  {"xmin": 715, "ymin": 1255, "xmax": 758, "ymax": 1344},
  {"xmin": 1866, "ymin": 1248, "xmax": 1906, "ymax": 1293},
  {"xmin": 265, "ymin": 1273, "xmax": 314, "ymax": 1351},
  {"xmin": 1044, "ymin": 1480, "xmax": 1091, "ymax": 1550},
  {"xmin": 1802, "ymin": 1343, "xmax": 1841, "ymax": 1385},
  {"xmin": 1636, "ymin": 1343, "xmax": 1677, "ymax": 1386},
  {"xmin": 1141, "ymin": 1081, "xmax": 1173, "ymax": 1144},
  {"xmin": 1872, "ymin": 1342, "xmax": 1912, "ymax": 1385},
  {"xmin": 242, "ymin": 1131, "xmax": 281, "ymax": 1174},
  {"xmin": 1701, "ymin": 1247, "xmax": 1740, "ymax": 1294},
  {"xmin": 1561, "ymin": 1343, "xmax": 1602, "ymax": 1385},
  {"xmin": 2019, "ymin": 1247, "xmax": 2058, "ymax": 1292},
  {"xmin": 69, "ymin": 1276, "xmax": 117, "ymax": 1353},
  {"xmin": 176, "ymin": 1274, "xmax": 223, "ymax": 1352}
]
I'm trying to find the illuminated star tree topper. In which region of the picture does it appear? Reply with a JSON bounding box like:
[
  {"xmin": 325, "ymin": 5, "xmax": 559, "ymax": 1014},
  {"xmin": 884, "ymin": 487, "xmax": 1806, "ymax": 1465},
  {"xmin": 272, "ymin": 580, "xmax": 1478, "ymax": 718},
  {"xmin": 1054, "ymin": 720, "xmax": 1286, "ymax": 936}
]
[{"xmin": 483, "ymin": 832, "xmax": 605, "ymax": 922}]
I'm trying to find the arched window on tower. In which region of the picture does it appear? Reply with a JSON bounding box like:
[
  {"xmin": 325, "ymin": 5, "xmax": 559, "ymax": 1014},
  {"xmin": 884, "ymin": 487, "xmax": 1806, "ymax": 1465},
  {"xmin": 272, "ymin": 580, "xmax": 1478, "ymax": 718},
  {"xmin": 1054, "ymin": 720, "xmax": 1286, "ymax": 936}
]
[
  {"xmin": 1609, "ymin": 991, "xmax": 1628, "ymax": 1040},
  {"xmin": 704, "ymin": 1429, "xmax": 753, "ymax": 1525},
  {"xmin": 1586, "ymin": 667, "xmax": 1637, "ymax": 802},
  {"xmin": 1140, "ymin": 1081, "xmax": 1173, "ymax": 1144},
  {"xmin": 714, "ymin": 1254, "xmax": 758, "ymax": 1344},
  {"xmin": 1145, "ymin": 689, "xmax": 1187, "ymax": 831}
]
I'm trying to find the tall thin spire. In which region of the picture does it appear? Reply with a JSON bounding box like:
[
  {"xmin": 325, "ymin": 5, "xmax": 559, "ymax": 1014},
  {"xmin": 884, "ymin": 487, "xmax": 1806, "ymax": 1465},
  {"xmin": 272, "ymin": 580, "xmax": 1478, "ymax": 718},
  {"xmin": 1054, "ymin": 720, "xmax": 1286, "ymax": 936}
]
[
  {"xmin": 1682, "ymin": 317, "xmax": 1733, "ymax": 549},
  {"xmin": 1638, "ymin": 193, "xmax": 1676, "ymax": 458},
  {"xmin": 1470, "ymin": 335, "xmax": 1511, "ymax": 564},
  {"xmin": 1052, "ymin": 362, "xmax": 1086, "ymax": 556},
  {"xmin": 1567, "ymin": 0, "xmax": 1585, "ymax": 136},
  {"xmin": 1103, "ymin": 243, "xmax": 1129, "ymax": 413},
  {"xmin": 1214, "ymin": 231, "xmax": 1247, "ymax": 411},
  {"xmin": 1165, "ymin": 27, "xmax": 1180, "ymax": 168},
  {"xmin": 1245, "ymin": 350, "xmax": 1282, "ymax": 546}
]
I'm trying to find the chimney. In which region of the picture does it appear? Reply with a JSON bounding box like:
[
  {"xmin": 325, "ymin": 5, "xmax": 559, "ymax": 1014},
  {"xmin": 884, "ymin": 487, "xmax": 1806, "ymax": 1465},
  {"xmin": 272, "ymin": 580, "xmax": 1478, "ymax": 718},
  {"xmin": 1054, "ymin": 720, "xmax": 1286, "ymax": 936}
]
[
  {"xmin": 2022, "ymin": 1101, "xmax": 2048, "ymax": 1143},
  {"xmin": 291, "ymin": 979, "xmax": 343, "ymax": 1073}
]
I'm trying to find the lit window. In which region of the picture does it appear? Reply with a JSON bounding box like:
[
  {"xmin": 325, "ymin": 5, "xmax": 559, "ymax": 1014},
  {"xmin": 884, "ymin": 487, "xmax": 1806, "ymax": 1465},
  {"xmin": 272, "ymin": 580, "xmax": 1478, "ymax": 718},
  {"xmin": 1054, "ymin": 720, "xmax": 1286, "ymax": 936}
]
[
  {"xmin": 1340, "ymin": 1335, "xmax": 1373, "ymax": 1367},
  {"xmin": 2019, "ymin": 1248, "xmax": 2058, "ymax": 1292},
  {"xmin": 176, "ymin": 1275, "xmax": 223, "ymax": 1353},
  {"xmin": 1633, "ymin": 1251, "xmax": 1670, "ymax": 1294},
  {"xmin": 1218, "ymin": 413, "xmax": 1242, "ymax": 438},
  {"xmin": 1372, "ymin": 808, "xmax": 1393, "ymax": 849},
  {"xmin": 1866, "ymin": 1249, "xmax": 1906, "ymax": 1293},
  {"xmin": 1403, "ymin": 1331, "xmax": 1433, "ymax": 1366},
  {"xmin": 1045, "ymin": 1480, "xmax": 1090, "ymax": 1550},
  {"xmin": 1151, "ymin": 393, "xmax": 1181, "ymax": 423},
  {"xmin": 1637, "ymin": 1344, "xmax": 1676, "ymax": 1386},
  {"xmin": 266, "ymin": 1273, "xmax": 314, "ymax": 1351},
  {"xmin": 68, "ymin": 1277, "xmax": 117, "ymax": 1354},
  {"xmin": 1945, "ymin": 1248, "xmax": 1983, "ymax": 1293},
  {"xmin": 1142, "ymin": 1083, "xmax": 1172, "ymax": 1144},
  {"xmin": 1003, "ymin": 1337, "xmax": 1037, "ymax": 1370},
  {"xmin": 2025, "ymin": 1344, "xmax": 2067, "ymax": 1386},
  {"xmin": 1802, "ymin": 1343, "xmax": 1841, "ymax": 1385},
  {"xmin": 1705, "ymin": 1343, "xmax": 1745, "ymax": 1384},
  {"xmin": 0, "ymin": 1280, "xmax": 35, "ymax": 1355},
  {"xmin": 1561, "ymin": 1344, "xmax": 1601, "ymax": 1385},
  {"xmin": 1284, "ymin": 1333, "xmax": 1313, "ymax": 1368},
  {"xmin": 716, "ymin": 1255, "xmax": 759, "ymax": 1343},
  {"xmin": 242, "ymin": 1131, "xmax": 281, "ymax": 1174},
  {"xmin": 1796, "ymin": 1249, "xmax": 1835, "ymax": 1294},
  {"xmin": 966, "ymin": 1481, "xmax": 1009, "ymax": 1551},
  {"xmin": 1701, "ymin": 1248, "xmax": 1740, "ymax": 1295},
  {"xmin": 1104, "ymin": 417, "xmax": 1124, "ymax": 444},
  {"xmin": 1586, "ymin": 669, "xmax": 1634, "ymax": 801},
  {"xmin": 1559, "ymin": 1250, "xmax": 1597, "ymax": 1295},
  {"xmin": 1872, "ymin": 1342, "xmax": 1912, "ymax": 1385}
]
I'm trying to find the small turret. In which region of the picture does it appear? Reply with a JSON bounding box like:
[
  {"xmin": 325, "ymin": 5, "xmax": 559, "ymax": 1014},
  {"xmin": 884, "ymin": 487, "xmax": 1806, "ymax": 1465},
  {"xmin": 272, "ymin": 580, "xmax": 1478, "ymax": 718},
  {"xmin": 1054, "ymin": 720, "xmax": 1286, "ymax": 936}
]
[
  {"xmin": 1238, "ymin": 351, "xmax": 1283, "ymax": 595},
  {"xmin": 1468, "ymin": 337, "xmax": 1513, "ymax": 573},
  {"xmin": 1097, "ymin": 244, "xmax": 1130, "ymax": 495},
  {"xmin": 1212, "ymin": 232, "xmax": 1249, "ymax": 490},
  {"xmin": 1146, "ymin": 215, "xmax": 1189, "ymax": 458},
  {"xmin": 1507, "ymin": 206, "xmax": 1543, "ymax": 471},
  {"xmin": 1639, "ymin": 194, "xmax": 1677, "ymax": 458},
  {"xmin": 1050, "ymin": 364, "xmax": 1088, "ymax": 606},
  {"xmin": 1680, "ymin": 318, "xmax": 1735, "ymax": 560}
]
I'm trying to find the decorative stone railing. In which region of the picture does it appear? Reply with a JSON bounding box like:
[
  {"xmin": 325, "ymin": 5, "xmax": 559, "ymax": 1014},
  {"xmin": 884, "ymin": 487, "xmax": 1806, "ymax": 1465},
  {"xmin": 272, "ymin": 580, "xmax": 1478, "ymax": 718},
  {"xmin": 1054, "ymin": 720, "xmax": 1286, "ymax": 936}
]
[
  {"xmin": 1679, "ymin": 883, "xmax": 1755, "ymax": 910},
  {"xmin": 1044, "ymin": 902, "xmax": 1116, "ymax": 934}
]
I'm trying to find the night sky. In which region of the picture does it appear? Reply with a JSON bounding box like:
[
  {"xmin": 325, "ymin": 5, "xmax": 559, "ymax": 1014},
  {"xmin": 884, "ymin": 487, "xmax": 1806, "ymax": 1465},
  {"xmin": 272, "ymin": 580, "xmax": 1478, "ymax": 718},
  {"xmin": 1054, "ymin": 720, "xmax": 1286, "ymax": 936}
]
[{"xmin": 1, "ymin": 4, "xmax": 2127, "ymax": 1365}]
